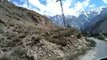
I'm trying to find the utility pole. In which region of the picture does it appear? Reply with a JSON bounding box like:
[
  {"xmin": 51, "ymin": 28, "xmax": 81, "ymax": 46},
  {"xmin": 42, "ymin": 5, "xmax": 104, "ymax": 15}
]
[
  {"xmin": 27, "ymin": 0, "xmax": 29, "ymax": 8},
  {"xmin": 18, "ymin": 0, "xmax": 19, "ymax": 5},
  {"xmin": 56, "ymin": 0, "xmax": 66, "ymax": 27}
]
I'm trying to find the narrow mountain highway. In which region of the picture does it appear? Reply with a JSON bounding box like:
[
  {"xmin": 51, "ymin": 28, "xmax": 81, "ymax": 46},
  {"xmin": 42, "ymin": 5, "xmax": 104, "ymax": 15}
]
[{"xmin": 76, "ymin": 37, "xmax": 107, "ymax": 60}]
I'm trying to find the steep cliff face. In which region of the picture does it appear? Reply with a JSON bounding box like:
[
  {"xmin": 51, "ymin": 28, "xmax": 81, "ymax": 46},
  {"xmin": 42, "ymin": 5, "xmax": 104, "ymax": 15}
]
[
  {"xmin": 85, "ymin": 8, "xmax": 107, "ymax": 34},
  {"xmin": 89, "ymin": 19, "xmax": 107, "ymax": 34},
  {"xmin": 95, "ymin": 19, "xmax": 107, "ymax": 33},
  {"xmin": 0, "ymin": 1, "xmax": 91, "ymax": 60}
]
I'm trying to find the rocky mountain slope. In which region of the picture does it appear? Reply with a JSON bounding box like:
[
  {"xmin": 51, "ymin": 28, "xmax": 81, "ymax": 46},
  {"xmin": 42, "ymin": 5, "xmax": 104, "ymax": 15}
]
[
  {"xmin": 0, "ymin": 1, "xmax": 92, "ymax": 60},
  {"xmin": 85, "ymin": 8, "xmax": 107, "ymax": 34}
]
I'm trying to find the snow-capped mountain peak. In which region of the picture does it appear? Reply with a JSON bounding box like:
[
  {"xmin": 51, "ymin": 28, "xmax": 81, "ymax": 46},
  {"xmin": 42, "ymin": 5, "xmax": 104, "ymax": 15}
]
[{"xmin": 48, "ymin": 7, "xmax": 103, "ymax": 30}]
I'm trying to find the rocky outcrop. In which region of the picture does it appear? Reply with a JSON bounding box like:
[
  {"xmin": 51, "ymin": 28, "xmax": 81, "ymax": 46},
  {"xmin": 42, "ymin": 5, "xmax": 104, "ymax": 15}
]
[{"xmin": 0, "ymin": 1, "xmax": 91, "ymax": 60}]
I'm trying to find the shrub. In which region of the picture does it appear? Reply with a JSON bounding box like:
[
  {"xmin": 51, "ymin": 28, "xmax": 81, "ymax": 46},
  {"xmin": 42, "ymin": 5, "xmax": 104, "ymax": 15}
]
[
  {"xmin": 11, "ymin": 47, "xmax": 27, "ymax": 57},
  {"xmin": 85, "ymin": 38, "xmax": 96, "ymax": 47}
]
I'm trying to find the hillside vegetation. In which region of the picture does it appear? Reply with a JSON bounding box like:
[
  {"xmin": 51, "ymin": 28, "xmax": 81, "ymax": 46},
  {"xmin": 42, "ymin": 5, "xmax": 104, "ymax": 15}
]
[{"xmin": 0, "ymin": 1, "xmax": 92, "ymax": 60}]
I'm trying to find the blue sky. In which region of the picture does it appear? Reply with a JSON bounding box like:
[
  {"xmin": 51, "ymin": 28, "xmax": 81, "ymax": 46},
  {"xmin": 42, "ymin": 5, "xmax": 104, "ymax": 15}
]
[{"xmin": 9, "ymin": 0, "xmax": 107, "ymax": 16}]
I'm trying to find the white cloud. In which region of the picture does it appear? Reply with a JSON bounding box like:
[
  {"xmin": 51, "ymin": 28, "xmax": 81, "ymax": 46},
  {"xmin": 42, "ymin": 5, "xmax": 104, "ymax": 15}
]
[
  {"xmin": 27, "ymin": 0, "xmax": 74, "ymax": 16},
  {"xmin": 45, "ymin": 0, "xmax": 62, "ymax": 15},
  {"xmin": 71, "ymin": 0, "xmax": 90, "ymax": 16},
  {"xmin": 102, "ymin": 0, "xmax": 107, "ymax": 3},
  {"xmin": 10, "ymin": 0, "xmax": 91, "ymax": 16},
  {"xmin": 28, "ymin": 0, "xmax": 46, "ymax": 12},
  {"xmin": 89, "ymin": 4, "xmax": 95, "ymax": 8},
  {"xmin": 74, "ymin": 0, "xmax": 90, "ymax": 10}
]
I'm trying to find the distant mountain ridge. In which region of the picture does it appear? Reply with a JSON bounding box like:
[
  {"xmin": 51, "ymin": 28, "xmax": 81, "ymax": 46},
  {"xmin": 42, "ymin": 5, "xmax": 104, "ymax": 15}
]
[{"xmin": 48, "ymin": 9, "xmax": 102, "ymax": 30}]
